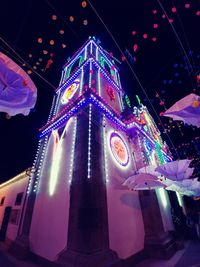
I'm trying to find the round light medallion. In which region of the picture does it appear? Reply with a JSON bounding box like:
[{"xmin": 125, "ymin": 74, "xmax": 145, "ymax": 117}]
[
  {"xmin": 110, "ymin": 132, "xmax": 129, "ymax": 166},
  {"xmin": 61, "ymin": 79, "xmax": 80, "ymax": 104}
]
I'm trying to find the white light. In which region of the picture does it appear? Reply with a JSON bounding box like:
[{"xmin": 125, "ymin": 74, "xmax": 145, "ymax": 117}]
[
  {"xmin": 87, "ymin": 104, "xmax": 92, "ymax": 179},
  {"xmin": 157, "ymin": 188, "xmax": 168, "ymax": 209},
  {"xmin": 176, "ymin": 192, "xmax": 183, "ymax": 207}
]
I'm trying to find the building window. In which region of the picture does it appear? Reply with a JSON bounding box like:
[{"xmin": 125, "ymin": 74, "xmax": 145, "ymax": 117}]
[
  {"xmin": 15, "ymin": 192, "xmax": 23, "ymax": 206},
  {"xmin": 0, "ymin": 197, "xmax": 5, "ymax": 206}
]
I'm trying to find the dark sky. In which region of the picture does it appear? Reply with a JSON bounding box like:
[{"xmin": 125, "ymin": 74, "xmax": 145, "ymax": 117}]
[{"xmin": 0, "ymin": 0, "xmax": 200, "ymax": 183}]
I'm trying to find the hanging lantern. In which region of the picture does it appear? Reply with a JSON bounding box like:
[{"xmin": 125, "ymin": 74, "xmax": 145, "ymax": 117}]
[
  {"xmin": 37, "ymin": 37, "xmax": 43, "ymax": 44},
  {"xmin": 52, "ymin": 15, "xmax": 57, "ymax": 20},
  {"xmin": 59, "ymin": 29, "xmax": 64, "ymax": 35},
  {"xmin": 49, "ymin": 40, "xmax": 55, "ymax": 45},
  {"xmin": 81, "ymin": 1, "xmax": 87, "ymax": 8},
  {"xmin": 62, "ymin": 44, "xmax": 67, "ymax": 49},
  {"xmin": 69, "ymin": 16, "xmax": 74, "ymax": 22},
  {"xmin": 192, "ymin": 100, "xmax": 199, "ymax": 108},
  {"xmin": 83, "ymin": 19, "xmax": 88, "ymax": 25}
]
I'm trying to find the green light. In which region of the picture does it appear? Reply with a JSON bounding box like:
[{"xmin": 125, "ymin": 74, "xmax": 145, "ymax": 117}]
[
  {"xmin": 136, "ymin": 95, "xmax": 141, "ymax": 105},
  {"xmin": 125, "ymin": 95, "xmax": 131, "ymax": 108}
]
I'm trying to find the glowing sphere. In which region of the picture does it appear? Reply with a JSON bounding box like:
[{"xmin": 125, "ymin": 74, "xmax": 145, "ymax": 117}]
[
  {"xmin": 37, "ymin": 38, "xmax": 43, "ymax": 44},
  {"xmin": 69, "ymin": 16, "xmax": 74, "ymax": 22},
  {"xmin": 50, "ymin": 40, "xmax": 55, "ymax": 45},
  {"xmin": 110, "ymin": 132, "xmax": 129, "ymax": 166},
  {"xmin": 59, "ymin": 29, "xmax": 64, "ymax": 34},
  {"xmin": 81, "ymin": 1, "xmax": 87, "ymax": 8},
  {"xmin": 52, "ymin": 15, "xmax": 57, "ymax": 20},
  {"xmin": 192, "ymin": 100, "xmax": 199, "ymax": 108}
]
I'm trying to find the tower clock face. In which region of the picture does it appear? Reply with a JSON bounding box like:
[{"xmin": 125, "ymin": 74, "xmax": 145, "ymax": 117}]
[
  {"xmin": 61, "ymin": 79, "xmax": 80, "ymax": 104},
  {"xmin": 110, "ymin": 132, "xmax": 129, "ymax": 166}
]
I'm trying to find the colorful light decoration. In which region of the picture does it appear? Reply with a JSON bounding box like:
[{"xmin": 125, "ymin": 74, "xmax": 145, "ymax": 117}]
[
  {"xmin": 68, "ymin": 117, "xmax": 77, "ymax": 183},
  {"xmin": 87, "ymin": 104, "xmax": 92, "ymax": 179},
  {"xmin": 109, "ymin": 132, "xmax": 129, "ymax": 167},
  {"xmin": 61, "ymin": 79, "xmax": 80, "ymax": 104}
]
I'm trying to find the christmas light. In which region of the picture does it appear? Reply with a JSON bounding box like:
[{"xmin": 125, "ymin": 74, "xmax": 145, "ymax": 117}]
[{"xmin": 87, "ymin": 104, "xmax": 92, "ymax": 179}]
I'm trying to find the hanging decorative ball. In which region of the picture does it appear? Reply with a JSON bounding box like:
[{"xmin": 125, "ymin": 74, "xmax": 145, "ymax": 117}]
[
  {"xmin": 33, "ymin": 66, "xmax": 37, "ymax": 70},
  {"xmin": 43, "ymin": 50, "xmax": 48, "ymax": 55},
  {"xmin": 159, "ymin": 101, "xmax": 165, "ymax": 105},
  {"xmin": 62, "ymin": 43, "xmax": 67, "ymax": 48},
  {"xmin": 185, "ymin": 3, "xmax": 190, "ymax": 9},
  {"xmin": 28, "ymin": 53, "xmax": 32, "ymax": 58},
  {"xmin": 59, "ymin": 29, "xmax": 64, "ymax": 35},
  {"xmin": 36, "ymin": 62, "xmax": 40, "ymax": 65},
  {"xmin": 169, "ymin": 18, "xmax": 174, "ymax": 23},
  {"xmin": 196, "ymin": 11, "xmax": 200, "ymax": 16},
  {"xmin": 192, "ymin": 100, "xmax": 199, "ymax": 108},
  {"xmin": 27, "ymin": 70, "xmax": 32, "ymax": 74},
  {"xmin": 69, "ymin": 16, "xmax": 74, "ymax": 22},
  {"xmin": 52, "ymin": 15, "xmax": 57, "ymax": 20},
  {"xmin": 81, "ymin": 1, "xmax": 87, "ymax": 8},
  {"xmin": 133, "ymin": 44, "xmax": 138, "ymax": 52},
  {"xmin": 83, "ymin": 19, "xmax": 88, "ymax": 25},
  {"xmin": 132, "ymin": 31, "xmax": 136, "ymax": 36},
  {"xmin": 143, "ymin": 33, "xmax": 148, "ymax": 39},
  {"xmin": 152, "ymin": 37, "xmax": 157, "ymax": 42},
  {"xmin": 152, "ymin": 9, "xmax": 157, "ymax": 14},
  {"xmin": 49, "ymin": 40, "xmax": 55, "ymax": 45},
  {"xmin": 171, "ymin": 7, "xmax": 177, "ymax": 13},
  {"xmin": 162, "ymin": 14, "xmax": 166, "ymax": 19},
  {"xmin": 153, "ymin": 23, "xmax": 158, "ymax": 29},
  {"xmin": 37, "ymin": 37, "xmax": 43, "ymax": 44},
  {"xmin": 38, "ymin": 58, "xmax": 43, "ymax": 62},
  {"xmin": 121, "ymin": 56, "xmax": 126, "ymax": 61}
]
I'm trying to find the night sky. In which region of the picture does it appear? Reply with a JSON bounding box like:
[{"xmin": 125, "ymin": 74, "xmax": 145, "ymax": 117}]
[{"xmin": 0, "ymin": 0, "xmax": 200, "ymax": 183}]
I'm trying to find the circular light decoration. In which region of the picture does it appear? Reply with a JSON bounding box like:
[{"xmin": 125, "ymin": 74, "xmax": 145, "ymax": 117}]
[
  {"xmin": 61, "ymin": 79, "xmax": 80, "ymax": 104},
  {"xmin": 110, "ymin": 132, "xmax": 129, "ymax": 166}
]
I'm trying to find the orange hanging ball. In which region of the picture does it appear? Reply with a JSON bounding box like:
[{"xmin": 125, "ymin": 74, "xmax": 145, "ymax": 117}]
[
  {"xmin": 81, "ymin": 1, "xmax": 87, "ymax": 8},
  {"xmin": 69, "ymin": 16, "xmax": 74, "ymax": 22},
  {"xmin": 49, "ymin": 40, "xmax": 55, "ymax": 45},
  {"xmin": 192, "ymin": 100, "xmax": 199, "ymax": 108},
  {"xmin": 37, "ymin": 37, "xmax": 43, "ymax": 44}
]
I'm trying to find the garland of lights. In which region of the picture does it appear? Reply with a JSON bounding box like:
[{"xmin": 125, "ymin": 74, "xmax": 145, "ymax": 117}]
[
  {"xmin": 87, "ymin": 104, "xmax": 92, "ymax": 179},
  {"xmin": 68, "ymin": 117, "xmax": 77, "ymax": 184}
]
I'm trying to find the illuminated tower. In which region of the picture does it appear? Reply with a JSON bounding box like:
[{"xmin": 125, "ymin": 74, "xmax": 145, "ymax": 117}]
[{"xmin": 14, "ymin": 37, "xmax": 176, "ymax": 267}]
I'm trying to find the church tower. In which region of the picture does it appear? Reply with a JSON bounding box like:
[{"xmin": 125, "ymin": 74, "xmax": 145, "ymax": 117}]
[{"xmin": 14, "ymin": 37, "xmax": 175, "ymax": 267}]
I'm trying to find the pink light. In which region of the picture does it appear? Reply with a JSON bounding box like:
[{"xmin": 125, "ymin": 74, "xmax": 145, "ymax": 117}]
[
  {"xmin": 185, "ymin": 3, "xmax": 190, "ymax": 9},
  {"xmin": 133, "ymin": 44, "xmax": 138, "ymax": 52},
  {"xmin": 162, "ymin": 14, "xmax": 166, "ymax": 19},
  {"xmin": 171, "ymin": 7, "xmax": 177, "ymax": 13},
  {"xmin": 143, "ymin": 33, "xmax": 148, "ymax": 39},
  {"xmin": 152, "ymin": 9, "xmax": 157, "ymax": 14},
  {"xmin": 169, "ymin": 18, "xmax": 174, "ymax": 23},
  {"xmin": 121, "ymin": 56, "xmax": 126, "ymax": 61},
  {"xmin": 153, "ymin": 23, "xmax": 158, "ymax": 29},
  {"xmin": 196, "ymin": 11, "xmax": 200, "ymax": 16},
  {"xmin": 152, "ymin": 37, "xmax": 157, "ymax": 42},
  {"xmin": 132, "ymin": 31, "xmax": 137, "ymax": 36}
]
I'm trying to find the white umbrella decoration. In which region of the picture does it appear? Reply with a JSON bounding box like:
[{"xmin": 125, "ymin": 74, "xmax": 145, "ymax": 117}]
[
  {"xmin": 155, "ymin": 159, "xmax": 194, "ymax": 181},
  {"xmin": 163, "ymin": 93, "xmax": 200, "ymax": 127},
  {"xmin": 123, "ymin": 173, "xmax": 165, "ymax": 191},
  {"xmin": 0, "ymin": 52, "xmax": 37, "ymax": 117}
]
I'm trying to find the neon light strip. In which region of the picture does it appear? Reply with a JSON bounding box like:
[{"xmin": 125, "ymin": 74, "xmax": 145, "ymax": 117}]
[
  {"xmin": 98, "ymin": 69, "xmax": 101, "ymax": 95},
  {"xmin": 89, "ymin": 59, "xmax": 92, "ymax": 88},
  {"xmin": 68, "ymin": 117, "xmax": 77, "ymax": 183},
  {"xmin": 49, "ymin": 120, "xmax": 72, "ymax": 195},
  {"xmin": 59, "ymin": 70, "xmax": 65, "ymax": 86},
  {"xmin": 90, "ymin": 42, "xmax": 93, "ymax": 54},
  {"xmin": 47, "ymin": 95, "xmax": 56, "ymax": 122},
  {"xmin": 96, "ymin": 47, "xmax": 99, "ymax": 60},
  {"xmin": 103, "ymin": 115, "xmax": 109, "ymax": 182},
  {"xmin": 87, "ymin": 104, "xmax": 92, "ymax": 179},
  {"xmin": 79, "ymin": 67, "xmax": 84, "ymax": 96},
  {"xmin": 84, "ymin": 46, "xmax": 87, "ymax": 60}
]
